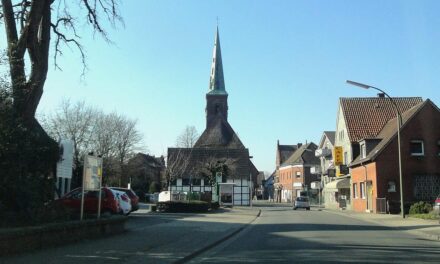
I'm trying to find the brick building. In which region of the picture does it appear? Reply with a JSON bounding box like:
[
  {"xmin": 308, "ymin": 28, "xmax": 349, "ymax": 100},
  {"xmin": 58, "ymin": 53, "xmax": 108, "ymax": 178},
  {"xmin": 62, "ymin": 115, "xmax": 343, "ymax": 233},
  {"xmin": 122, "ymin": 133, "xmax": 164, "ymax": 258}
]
[
  {"xmin": 275, "ymin": 142, "xmax": 320, "ymax": 203},
  {"xmin": 332, "ymin": 95, "xmax": 423, "ymax": 209},
  {"xmin": 350, "ymin": 99, "xmax": 440, "ymax": 213}
]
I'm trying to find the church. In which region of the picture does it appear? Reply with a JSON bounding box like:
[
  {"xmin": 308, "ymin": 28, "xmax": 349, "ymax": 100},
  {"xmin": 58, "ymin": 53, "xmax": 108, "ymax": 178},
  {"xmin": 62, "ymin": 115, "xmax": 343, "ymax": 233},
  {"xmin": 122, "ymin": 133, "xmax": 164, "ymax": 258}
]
[{"xmin": 167, "ymin": 27, "xmax": 258, "ymax": 206}]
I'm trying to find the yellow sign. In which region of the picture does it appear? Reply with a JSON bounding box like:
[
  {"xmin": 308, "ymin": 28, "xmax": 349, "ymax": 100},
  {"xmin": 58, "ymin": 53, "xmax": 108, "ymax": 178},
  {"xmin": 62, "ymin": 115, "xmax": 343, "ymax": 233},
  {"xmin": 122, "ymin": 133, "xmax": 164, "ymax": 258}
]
[{"xmin": 334, "ymin": 146, "xmax": 343, "ymax": 165}]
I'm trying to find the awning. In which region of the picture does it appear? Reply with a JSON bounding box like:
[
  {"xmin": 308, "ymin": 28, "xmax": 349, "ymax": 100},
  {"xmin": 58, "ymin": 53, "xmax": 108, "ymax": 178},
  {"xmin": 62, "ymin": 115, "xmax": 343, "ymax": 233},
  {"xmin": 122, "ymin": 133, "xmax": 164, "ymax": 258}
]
[{"xmin": 324, "ymin": 178, "xmax": 350, "ymax": 189}]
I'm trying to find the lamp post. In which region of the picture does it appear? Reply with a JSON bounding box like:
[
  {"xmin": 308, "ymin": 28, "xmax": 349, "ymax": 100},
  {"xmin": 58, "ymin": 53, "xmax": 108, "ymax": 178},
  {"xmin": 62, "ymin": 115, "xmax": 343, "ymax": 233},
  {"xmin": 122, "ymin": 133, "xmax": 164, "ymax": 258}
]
[{"xmin": 346, "ymin": 80, "xmax": 405, "ymax": 218}]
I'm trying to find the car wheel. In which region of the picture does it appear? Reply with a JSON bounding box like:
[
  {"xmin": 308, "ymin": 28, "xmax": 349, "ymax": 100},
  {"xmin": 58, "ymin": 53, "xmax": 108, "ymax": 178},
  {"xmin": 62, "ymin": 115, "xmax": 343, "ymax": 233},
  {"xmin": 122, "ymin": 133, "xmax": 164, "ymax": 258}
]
[
  {"xmin": 306, "ymin": 207, "xmax": 310, "ymax": 210},
  {"xmin": 293, "ymin": 207, "xmax": 297, "ymax": 210}
]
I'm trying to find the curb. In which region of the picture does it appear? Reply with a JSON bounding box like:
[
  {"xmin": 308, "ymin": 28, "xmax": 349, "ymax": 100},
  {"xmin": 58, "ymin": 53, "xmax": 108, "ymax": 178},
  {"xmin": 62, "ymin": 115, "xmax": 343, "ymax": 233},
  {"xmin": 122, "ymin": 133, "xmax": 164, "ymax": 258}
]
[
  {"xmin": 173, "ymin": 209, "xmax": 261, "ymax": 264},
  {"xmin": 323, "ymin": 209, "xmax": 440, "ymax": 241}
]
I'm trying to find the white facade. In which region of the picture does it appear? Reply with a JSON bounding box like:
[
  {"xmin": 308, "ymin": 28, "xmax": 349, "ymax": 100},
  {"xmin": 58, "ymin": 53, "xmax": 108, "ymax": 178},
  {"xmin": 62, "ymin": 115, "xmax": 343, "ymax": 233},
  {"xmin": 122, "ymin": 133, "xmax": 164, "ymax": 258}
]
[
  {"xmin": 169, "ymin": 178, "xmax": 252, "ymax": 206},
  {"xmin": 56, "ymin": 139, "xmax": 74, "ymax": 197},
  {"xmin": 335, "ymin": 104, "xmax": 353, "ymax": 166}
]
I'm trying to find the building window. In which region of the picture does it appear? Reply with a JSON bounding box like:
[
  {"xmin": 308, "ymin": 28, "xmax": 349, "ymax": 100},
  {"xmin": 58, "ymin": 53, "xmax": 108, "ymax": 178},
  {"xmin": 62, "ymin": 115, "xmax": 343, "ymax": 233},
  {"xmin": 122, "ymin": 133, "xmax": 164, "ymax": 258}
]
[
  {"xmin": 192, "ymin": 178, "xmax": 201, "ymax": 185},
  {"xmin": 353, "ymin": 183, "xmax": 358, "ymax": 198},
  {"xmin": 387, "ymin": 181, "xmax": 396, "ymax": 192},
  {"xmin": 437, "ymin": 140, "xmax": 440, "ymax": 156},
  {"xmin": 296, "ymin": 171, "xmax": 301, "ymax": 178},
  {"xmin": 182, "ymin": 178, "xmax": 190, "ymax": 185},
  {"xmin": 360, "ymin": 143, "xmax": 366, "ymax": 159},
  {"xmin": 360, "ymin": 182, "xmax": 366, "ymax": 199},
  {"xmin": 410, "ymin": 140, "xmax": 424, "ymax": 156}
]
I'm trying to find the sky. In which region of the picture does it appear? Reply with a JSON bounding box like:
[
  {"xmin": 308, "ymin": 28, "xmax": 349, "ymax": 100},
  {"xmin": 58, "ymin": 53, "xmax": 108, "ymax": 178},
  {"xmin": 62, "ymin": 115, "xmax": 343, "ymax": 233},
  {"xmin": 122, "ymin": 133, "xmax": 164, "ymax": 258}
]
[{"xmin": 4, "ymin": 0, "xmax": 440, "ymax": 173}]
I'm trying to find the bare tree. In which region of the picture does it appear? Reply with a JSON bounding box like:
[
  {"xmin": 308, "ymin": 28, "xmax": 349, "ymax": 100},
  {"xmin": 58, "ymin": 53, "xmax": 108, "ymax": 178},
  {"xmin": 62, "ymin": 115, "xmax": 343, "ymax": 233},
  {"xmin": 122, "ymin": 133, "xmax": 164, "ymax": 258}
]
[
  {"xmin": 166, "ymin": 148, "xmax": 193, "ymax": 189},
  {"xmin": 175, "ymin": 126, "xmax": 199, "ymax": 148},
  {"xmin": 197, "ymin": 156, "xmax": 237, "ymax": 186},
  {"xmin": 0, "ymin": 0, "xmax": 122, "ymax": 122},
  {"xmin": 113, "ymin": 114, "xmax": 143, "ymax": 186},
  {"xmin": 40, "ymin": 99, "xmax": 98, "ymax": 187},
  {"xmin": 41, "ymin": 100, "xmax": 144, "ymax": 187}
]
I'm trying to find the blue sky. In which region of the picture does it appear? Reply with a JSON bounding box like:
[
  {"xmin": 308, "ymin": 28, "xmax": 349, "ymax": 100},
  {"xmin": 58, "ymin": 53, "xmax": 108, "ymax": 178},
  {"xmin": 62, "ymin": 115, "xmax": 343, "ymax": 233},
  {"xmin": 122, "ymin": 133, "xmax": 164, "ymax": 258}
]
[{"xmin": 20, "ymin": 0, "xmax": 440, "ymax": 173}]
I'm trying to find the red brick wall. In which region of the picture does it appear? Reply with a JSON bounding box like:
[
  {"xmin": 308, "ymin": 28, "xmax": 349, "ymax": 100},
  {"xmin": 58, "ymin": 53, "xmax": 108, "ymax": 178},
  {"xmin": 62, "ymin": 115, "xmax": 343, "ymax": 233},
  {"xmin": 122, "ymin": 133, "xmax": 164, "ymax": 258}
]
[
  {"xmin": 278, "ymin": 166, "xmax": 304, "ymax": 198},
  {"xmin": 376, "ymin": 102, "xmax": 440, "ymax": 203},
  {"xmin": 351, "ymin": 163, "xmax": 377, "ymax": 212}
]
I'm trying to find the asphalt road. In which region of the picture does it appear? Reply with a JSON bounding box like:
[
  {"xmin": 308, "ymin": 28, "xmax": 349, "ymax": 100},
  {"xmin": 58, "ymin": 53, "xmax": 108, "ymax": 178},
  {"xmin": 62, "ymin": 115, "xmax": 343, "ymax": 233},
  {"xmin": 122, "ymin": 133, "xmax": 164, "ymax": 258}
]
[{"xmin": 190, "ymin": 205, "xmax": 440, "ymax": 263}]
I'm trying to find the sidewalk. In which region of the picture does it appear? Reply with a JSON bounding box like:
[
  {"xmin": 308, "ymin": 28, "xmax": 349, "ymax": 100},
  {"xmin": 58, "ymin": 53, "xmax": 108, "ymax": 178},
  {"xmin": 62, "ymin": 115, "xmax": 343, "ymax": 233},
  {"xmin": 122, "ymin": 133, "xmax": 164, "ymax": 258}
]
[
  {"xmin": 323, "ymin": 208, "xmax": 440, "ymax": 241},
  {"xmin": 1, "ymin": 207, "xmax": 261, "ymax": 264}
]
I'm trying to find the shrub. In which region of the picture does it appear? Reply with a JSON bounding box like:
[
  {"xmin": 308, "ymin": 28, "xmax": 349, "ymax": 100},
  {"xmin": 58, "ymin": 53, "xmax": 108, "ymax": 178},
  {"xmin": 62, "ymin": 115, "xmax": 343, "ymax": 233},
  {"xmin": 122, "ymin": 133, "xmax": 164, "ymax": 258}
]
[
  {"xmin": 210, "ymin": 201, "xmax": 220, "ymax": 210},
  {"xmin": 0, "ymin": 89, "xmax": 59, "ymax": 226},
  {"xmin": 409, "ymin": 201, "xmax": 433, "ymax": 215}
]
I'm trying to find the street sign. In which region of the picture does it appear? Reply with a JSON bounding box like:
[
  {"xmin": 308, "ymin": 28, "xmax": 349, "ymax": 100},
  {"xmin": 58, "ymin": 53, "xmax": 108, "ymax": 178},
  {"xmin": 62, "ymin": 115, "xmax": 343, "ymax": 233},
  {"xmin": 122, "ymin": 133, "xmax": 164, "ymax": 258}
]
[
  {"xmin": 334, "ymin": 146, "xmax": 343, "ymax": 165},
  {"xmin": 83, "ymin": 155, "xmax": 103, "ymax": 190},
  {"xmin": 81, "ymin": 154, "xmax": 103, "ymax": 220}
]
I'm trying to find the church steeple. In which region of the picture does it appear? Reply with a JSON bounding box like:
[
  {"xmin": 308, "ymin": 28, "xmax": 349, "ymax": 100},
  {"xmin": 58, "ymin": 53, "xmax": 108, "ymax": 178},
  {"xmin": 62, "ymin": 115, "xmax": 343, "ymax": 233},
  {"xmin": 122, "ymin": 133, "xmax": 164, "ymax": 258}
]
[
  {"xmin": 208, "ymin": 26, "xmax": 227, "ymax": 95},
  {"xmin": 205, "ymin": 26, "xmax": 228, "ymax": 128}
]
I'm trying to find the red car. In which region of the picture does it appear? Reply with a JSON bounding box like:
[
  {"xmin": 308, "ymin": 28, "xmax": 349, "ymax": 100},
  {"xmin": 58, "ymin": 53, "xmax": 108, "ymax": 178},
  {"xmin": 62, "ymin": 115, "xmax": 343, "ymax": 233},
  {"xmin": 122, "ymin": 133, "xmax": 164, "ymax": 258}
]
[
  {"xmin": 57, "ymin": 187, "xmax": 120, "ymax": 214},
  {"xmin": 110, "ymin": 187, "xmax": 139, "ymax": 212}
]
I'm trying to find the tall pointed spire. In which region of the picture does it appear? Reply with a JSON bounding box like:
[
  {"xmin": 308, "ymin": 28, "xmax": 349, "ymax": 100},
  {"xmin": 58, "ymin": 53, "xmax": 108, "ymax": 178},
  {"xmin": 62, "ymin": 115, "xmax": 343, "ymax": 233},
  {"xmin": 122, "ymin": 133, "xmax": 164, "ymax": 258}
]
[{"xmin": 208, "ymin": 26, "xmax": 227, "ymax": 94}]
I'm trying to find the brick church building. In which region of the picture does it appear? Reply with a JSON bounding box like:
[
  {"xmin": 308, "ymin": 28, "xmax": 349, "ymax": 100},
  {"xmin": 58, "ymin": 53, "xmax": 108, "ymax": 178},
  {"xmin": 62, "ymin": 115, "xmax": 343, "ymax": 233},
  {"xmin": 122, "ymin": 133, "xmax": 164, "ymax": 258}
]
[{"xmin": 167, "ymin": 27, "xmax": 258, "ymax": 206}]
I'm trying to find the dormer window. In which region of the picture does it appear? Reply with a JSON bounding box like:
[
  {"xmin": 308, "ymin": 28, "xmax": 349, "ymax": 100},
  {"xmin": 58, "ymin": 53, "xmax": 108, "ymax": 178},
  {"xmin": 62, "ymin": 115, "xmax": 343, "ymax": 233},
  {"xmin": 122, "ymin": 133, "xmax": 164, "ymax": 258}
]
[
  {"xmin": 410, "ymin": 140, "xmax": 424, "ymax": 156},
  {"xmin": 360, "ymin": 143, "xmax": 366, "ymax": 159}
]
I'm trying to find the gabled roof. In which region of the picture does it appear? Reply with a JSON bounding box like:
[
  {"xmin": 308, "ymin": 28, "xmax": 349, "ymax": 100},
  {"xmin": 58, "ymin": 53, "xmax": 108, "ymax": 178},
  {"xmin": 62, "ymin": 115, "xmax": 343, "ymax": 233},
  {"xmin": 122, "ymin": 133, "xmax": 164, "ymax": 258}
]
[
  {"xmin": 278, "ymin": 144, "xmax": 298, "ymax": 165},
  {"xmin": 194, "ymin": 115, "xmax": 245, "ymax": 149},
  {"xmin": 319, "ymin": 131, "xmax": 335, "ymax": 148},
  {"xmin": 281, "ymin": 143, "xmax": 319, "ymax": 166},
  {"xmin": 350, "ymin": 99, "xmax": 438, "ymax": 166},
  {"xmin": 340, "ymin": 97, "xmax": 423, "ymax": 142}
]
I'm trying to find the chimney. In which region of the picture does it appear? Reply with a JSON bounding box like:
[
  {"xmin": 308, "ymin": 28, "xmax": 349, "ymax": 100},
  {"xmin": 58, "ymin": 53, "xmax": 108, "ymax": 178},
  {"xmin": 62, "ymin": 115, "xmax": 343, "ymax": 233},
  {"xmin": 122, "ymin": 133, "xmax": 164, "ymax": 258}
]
[{"xmin": 377, "ymin": 93, "xmax": 385, "ymax": 98}]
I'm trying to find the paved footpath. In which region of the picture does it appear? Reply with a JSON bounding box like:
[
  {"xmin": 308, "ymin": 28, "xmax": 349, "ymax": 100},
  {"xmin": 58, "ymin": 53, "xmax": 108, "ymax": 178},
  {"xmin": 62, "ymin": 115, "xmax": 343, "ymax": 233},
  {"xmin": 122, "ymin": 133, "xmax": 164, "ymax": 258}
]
[
  {"xmin": 323, "ymin": 208, "xmax": 440, "ymax": 241},
  {"xmin": 1, "ymin": 207, "xmax": 261, "ymax": 264}
]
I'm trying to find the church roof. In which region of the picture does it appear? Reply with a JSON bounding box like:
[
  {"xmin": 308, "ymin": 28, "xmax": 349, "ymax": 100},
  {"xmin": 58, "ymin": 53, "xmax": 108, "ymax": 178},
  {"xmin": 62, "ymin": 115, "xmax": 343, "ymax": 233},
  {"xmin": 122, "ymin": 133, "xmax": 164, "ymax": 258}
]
[
  {"xmin": 194, "ymin": 115, "xmax": 245, "ymax": 149},
  {"xmin": 208, "ymin": 26, "xmax": 227, "ymax": 95}
]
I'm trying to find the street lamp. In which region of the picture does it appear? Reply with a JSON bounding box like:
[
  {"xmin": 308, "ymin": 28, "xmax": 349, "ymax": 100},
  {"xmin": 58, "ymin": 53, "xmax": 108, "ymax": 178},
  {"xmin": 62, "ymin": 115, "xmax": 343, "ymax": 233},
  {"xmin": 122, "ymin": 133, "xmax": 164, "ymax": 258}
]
[{"xmin": 346, "ymin": 80, "xmax": 405, "ymax": 218}]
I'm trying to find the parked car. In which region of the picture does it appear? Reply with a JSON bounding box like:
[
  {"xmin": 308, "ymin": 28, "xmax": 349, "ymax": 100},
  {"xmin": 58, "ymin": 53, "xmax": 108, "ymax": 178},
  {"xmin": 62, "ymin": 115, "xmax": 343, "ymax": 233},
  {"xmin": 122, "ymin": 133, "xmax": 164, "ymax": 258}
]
[
  {"xmin": 56, "ymin": 187, "xmax": 119, "ymax": 215},
  {"xmin": 293, "ymin": 196, "xmax": 310, "ymax": 210},
  {"xmin": 111, "ymin": 189, "xmax": 132, "ymax": 215},
  {"xmin": 434, "ymin": 195, "xmax": 440, "ymax": 211},
  {"xmin": 110, "ymin": 187, "xmax": 139, "ymax": 212}
]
